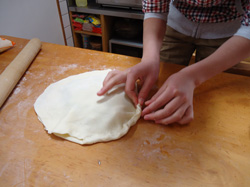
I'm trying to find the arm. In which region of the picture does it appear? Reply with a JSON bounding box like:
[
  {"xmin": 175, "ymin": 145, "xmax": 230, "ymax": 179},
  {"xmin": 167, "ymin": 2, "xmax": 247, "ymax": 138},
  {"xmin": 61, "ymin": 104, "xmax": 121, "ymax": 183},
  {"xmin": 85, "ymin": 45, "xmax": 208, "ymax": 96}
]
[
  {"xmin": 142, "ymin": 36, "xmax": 250, "ymax": 125},
  {"xmin": 141, "ymin": 2, "xmax": 250, "ymax": 125},
  {"xmin": 185, "ymin": 36, "xmax": 250, "ymax": 86},
  {"xmin": 97, "ymin": 17, "xmax": 166, "ymax": 105},
  {"xmin": 195, "ymin": 0, "xmax": 250, "ymax": 82},
  {"xmin": 98, "ymin": 0, "xmax": 170, "ymax": 105},
  {"xmin": 135, "ymin": 17, "xmax": 166, "ymax": 105}
]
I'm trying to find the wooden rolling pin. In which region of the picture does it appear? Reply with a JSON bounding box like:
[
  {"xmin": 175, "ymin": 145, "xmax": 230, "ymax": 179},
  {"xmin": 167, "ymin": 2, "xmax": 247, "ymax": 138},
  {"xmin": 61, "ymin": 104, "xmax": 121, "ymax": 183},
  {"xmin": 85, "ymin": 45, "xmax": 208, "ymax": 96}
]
[{"xmin": 0, "ymin": 38, "xmax": 41, "ymax": 108}]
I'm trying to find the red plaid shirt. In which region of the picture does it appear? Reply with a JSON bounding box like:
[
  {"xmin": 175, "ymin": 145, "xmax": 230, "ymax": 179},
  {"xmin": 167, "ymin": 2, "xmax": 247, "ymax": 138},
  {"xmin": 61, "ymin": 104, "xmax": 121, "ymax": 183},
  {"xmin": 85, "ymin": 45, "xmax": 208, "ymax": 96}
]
[{"xmin": 143, "ymin": 0, "xmax": 250, "ymax": 26}]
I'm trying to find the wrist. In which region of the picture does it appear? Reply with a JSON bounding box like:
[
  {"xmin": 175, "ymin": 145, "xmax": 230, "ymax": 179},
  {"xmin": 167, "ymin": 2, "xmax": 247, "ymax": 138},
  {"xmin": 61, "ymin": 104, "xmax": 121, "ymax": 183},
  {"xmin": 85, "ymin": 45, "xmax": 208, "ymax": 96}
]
[
  {"xmin": 178, "ymin": 66, "xmax": 202, "ymax": 88},
  {"xmin": 142, "ymin": 52, "xmax": 160, "ymax": 65}
]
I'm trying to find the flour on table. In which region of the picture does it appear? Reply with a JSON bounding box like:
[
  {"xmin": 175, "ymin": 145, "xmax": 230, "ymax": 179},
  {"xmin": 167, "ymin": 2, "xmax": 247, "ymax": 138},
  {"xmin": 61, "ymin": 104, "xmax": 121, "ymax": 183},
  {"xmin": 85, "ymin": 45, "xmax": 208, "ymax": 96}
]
[{"xmin": 34, "ymin": 69, "xmax": 141, "ymax": 145}]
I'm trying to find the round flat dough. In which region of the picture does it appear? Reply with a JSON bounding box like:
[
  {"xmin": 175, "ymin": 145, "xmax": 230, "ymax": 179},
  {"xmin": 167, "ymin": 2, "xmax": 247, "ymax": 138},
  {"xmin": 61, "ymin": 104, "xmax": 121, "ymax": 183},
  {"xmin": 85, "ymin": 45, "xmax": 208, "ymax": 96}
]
[{"xmin": 34, "ymin": 69, "xmax": 141, "ymax": 145}]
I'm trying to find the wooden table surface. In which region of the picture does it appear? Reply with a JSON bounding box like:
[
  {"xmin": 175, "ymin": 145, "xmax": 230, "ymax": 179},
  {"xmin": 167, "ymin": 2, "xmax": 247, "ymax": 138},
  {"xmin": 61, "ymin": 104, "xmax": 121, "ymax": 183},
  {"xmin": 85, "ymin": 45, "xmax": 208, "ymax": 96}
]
[{"xmin": 1, "ymin": 36, "xmax": 250, "ymax": 187}]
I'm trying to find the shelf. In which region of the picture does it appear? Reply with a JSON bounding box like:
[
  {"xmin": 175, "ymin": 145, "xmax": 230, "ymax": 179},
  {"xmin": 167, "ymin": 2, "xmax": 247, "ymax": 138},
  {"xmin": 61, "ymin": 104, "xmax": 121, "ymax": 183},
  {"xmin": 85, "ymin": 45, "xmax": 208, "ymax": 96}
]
[
  {"xmin": 75, "ymin": 30, "xmax": 102, "ymax": 37},
  {"xmin": 69, "ymin": 5, "xmax": 144, "ymax": 20},
  {"xmin": 109, "ymin": 38, "xmax": 143, "ymax": 58},
  {"xmin": 109, "ymin": 38, "xmax": 143, "ymax": 52},
  {"xmin": 69, "ymin": 3, "xmax": 144, "ymax": 54}
]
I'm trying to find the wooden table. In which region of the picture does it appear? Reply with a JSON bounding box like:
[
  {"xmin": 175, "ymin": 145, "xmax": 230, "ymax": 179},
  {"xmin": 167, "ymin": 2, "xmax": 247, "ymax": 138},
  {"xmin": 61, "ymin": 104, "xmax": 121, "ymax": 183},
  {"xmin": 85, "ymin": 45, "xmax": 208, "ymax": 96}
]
[{"xmin": 1, "ymin": 36, "xmax": 250, "ymax": 186}]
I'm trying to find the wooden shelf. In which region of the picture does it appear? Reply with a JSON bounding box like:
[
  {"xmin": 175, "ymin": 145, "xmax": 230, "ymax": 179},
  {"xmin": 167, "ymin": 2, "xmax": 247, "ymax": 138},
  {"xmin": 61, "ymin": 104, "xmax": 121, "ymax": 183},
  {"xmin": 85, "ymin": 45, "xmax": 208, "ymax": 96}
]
[
  {"xmin": 69, "ymin": 5, "xmax": 143, "ymax": 55},
  {"xmin": 75, "ymin": 30, "xmax": 102, "ymax": 37},
  {"xmin": 70, "ymin": 11, "xmax": 112, "ymax": 52}
]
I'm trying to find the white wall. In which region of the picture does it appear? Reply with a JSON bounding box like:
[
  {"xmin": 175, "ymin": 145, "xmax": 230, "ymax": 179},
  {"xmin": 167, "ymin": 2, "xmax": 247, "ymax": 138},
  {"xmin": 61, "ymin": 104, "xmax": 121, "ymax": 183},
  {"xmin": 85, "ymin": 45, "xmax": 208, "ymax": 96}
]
[
  {"xmin": 58, "ymin": 0, "xmax": 74, "ymax": 46},
  {"xmin": 0, "ymin": 0, "xmax": 65, "ymax": 45}
]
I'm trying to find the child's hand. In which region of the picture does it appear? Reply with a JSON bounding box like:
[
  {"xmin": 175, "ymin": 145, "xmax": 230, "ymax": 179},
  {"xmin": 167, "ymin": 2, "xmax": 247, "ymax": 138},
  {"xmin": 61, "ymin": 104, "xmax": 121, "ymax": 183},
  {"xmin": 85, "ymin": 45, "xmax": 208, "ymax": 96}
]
[
  {"xmin": 97, "ymin": 60, "xmax": 160, "ymax": 106},
  {"xmin": 142, "ymin": 70, "xmax": 196, "ymax": 125}
]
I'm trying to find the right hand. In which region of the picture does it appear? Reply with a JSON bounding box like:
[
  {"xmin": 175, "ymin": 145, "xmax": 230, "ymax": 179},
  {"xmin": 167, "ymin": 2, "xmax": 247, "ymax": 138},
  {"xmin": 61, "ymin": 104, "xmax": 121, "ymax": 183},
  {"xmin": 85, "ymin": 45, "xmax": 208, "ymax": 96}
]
[{"xmin": 97, "ymin": 60, "xmax": 160, "ymax": 106}]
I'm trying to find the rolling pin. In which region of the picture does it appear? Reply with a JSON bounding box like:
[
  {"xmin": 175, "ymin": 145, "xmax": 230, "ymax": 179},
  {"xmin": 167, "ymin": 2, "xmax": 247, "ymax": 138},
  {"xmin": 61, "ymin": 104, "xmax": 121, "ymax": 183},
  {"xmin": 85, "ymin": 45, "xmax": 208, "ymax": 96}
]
[{"xmin": 0, "ymin": 38, "xmax": 41, "ymax": 108}]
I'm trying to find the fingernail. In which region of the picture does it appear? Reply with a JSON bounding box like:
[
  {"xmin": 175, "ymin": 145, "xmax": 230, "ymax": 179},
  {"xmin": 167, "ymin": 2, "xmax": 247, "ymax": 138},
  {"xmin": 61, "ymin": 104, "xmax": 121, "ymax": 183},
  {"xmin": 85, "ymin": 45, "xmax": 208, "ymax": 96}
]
[
  {"xmin": 135, "ymin": 99, "xmax": 138, "ymax": 105},
  {"xmin": 144, "ymin": 115, "xmax": 149, "ymax": 120},
  {"xmin": 97, "ymin": 89, "xmax": 103, "ymax": 95},
  {"xmin": 141, "ymin": 112, "xmax": 144, "ymax": 117},
  {"xmin": 138, "ymin": 98, "xmax": 144, "ymax": 106},
  {"xmin": 141, "ymin": 108, "xmax": 147, "ymax": 116}
]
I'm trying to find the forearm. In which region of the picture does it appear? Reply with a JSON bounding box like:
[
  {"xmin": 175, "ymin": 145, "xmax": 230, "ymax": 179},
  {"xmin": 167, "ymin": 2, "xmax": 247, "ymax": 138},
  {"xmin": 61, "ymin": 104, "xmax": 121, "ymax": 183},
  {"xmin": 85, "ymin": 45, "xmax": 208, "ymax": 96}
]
[
  {"xmin": 181, "ymin": 36, "xmax": 250, "ymax": 86},
  {"xmin": 142, "ymin": 18, "xmax": 166, "ymax": 63}
]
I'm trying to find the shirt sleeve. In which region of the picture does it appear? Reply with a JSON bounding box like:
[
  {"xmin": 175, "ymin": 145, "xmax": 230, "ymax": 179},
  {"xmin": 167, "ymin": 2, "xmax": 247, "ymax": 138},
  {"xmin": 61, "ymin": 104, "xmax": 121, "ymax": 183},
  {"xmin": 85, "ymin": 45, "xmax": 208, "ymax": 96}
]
[
  {"xmin": 234, "ymin": 3, "xmax": 250, "ymax": 39},
  {"xmin": 142, "ymin": 0, "xmax": 170, "ymax": 13},
  {"xmin": 144, "ymin": 12, "xmax": 168, "ymax": 21}
]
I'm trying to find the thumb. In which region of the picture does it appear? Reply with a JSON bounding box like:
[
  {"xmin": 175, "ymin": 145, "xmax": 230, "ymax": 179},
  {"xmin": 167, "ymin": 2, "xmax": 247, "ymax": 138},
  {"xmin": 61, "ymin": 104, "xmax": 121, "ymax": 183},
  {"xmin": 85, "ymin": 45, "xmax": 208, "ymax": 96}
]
[{"xmin": 138, "ymin": 78, "xmax": 155, "ymax": 106}]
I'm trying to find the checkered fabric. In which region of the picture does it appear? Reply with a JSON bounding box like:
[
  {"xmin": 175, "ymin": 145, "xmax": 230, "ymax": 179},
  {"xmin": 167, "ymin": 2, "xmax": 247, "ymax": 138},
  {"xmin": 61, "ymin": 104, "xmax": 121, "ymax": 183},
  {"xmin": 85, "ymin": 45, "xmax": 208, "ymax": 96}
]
[
  {"xmin": 142, "ymin": 0, "xmax": 250, "ymax": 25},
  {"xmin": 242, "ymin": 2, "xmax": 250, "ymax": 26}
]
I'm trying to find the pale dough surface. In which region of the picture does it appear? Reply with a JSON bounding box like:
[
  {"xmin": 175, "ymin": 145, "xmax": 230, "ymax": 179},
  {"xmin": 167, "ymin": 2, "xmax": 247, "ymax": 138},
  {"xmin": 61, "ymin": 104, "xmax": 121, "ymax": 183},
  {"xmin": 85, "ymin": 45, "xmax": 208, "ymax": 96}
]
[{"xmin": 34, "ymin": 69, "xmax": 141, "ymax": 145}]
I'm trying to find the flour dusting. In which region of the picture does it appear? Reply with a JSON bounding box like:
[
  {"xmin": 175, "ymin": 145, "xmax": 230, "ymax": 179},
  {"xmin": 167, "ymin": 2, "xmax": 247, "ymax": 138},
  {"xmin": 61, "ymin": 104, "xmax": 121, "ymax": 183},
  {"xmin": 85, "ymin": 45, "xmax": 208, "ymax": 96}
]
[
  {"xmin": 57, "ymin": 64, "xmax": 78, "ymax": 74},
  {"xmin": 14, "ymin": 88, "xmax": 21, "ymax": 95}
]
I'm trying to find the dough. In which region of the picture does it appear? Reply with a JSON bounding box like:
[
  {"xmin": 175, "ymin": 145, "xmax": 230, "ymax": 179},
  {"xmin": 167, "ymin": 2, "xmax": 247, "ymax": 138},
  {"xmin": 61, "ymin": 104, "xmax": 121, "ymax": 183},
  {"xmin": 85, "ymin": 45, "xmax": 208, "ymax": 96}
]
[{"xmin": 34, "ymin": 69, "xmax": 141, "ymax": 145}]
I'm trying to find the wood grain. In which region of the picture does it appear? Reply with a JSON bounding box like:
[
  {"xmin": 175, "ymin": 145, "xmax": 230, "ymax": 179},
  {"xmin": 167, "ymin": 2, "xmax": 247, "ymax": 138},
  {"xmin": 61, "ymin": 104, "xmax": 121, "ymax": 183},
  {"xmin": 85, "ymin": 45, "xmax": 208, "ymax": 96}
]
[{"xmin": 0, "ymin": 36, "xmax": 250, "ymax": 187}]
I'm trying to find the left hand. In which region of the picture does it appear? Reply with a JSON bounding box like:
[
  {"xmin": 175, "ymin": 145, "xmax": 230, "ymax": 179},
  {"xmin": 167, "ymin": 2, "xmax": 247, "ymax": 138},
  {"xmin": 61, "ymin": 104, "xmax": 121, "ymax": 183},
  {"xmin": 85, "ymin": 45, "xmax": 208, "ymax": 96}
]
[{"xmin": 141, "ymin": 70, "xmax": 196, "ymax": 125}]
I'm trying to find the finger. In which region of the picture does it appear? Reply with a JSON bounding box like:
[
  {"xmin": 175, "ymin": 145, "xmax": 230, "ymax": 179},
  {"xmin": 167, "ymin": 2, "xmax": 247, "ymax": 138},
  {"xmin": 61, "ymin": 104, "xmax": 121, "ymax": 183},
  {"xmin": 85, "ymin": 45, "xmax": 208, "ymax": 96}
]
[
  {"xmin": 144, "ymin": 96, "xmax": 185, "ymax": 121},
  {"xmin": 144, "ymin": 85, "xmax": 166, "ymax": 106},
  {"xmin": 138, "ymin": 77, "xmax": 156, "ymax": 106},
  {"xmin": 125, "ymin": 72, "xmax": 139, "ymax": 105},
  {"xmin": 103, "ymin": 70, "xmax": 119, "ymax": 85},
  {"xmin": 145, "ymin": 81, "xmax": 173, "ymax": 106},
  {"xmin": 177, "ymin": 106, "xmax": 194, "ymax": 125},
  {"xmin": 142, "ymin": 87, "xmax": 175, "ymax": 116},
  {"xmin": 97, "ymin": 71, "xmax": 118, "ymax": 95},
  {"xmin": 97, "ymin": 73, "xmax": 126, "ymax": 96},
  {"xmin": 155, "ymin": 104, "xmax": 189, "ymax": 125}
]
